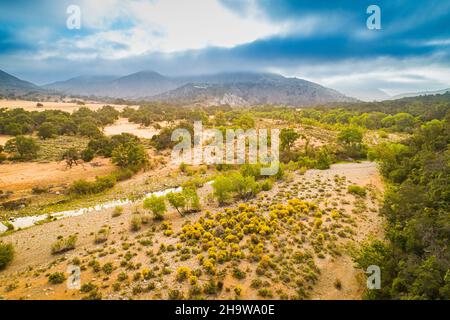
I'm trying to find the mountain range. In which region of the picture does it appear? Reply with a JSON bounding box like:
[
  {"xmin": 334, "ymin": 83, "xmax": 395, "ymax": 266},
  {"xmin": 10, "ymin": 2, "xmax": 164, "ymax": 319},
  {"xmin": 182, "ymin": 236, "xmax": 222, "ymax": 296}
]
[
  {"xmin": 0, "ymin": 69, "xmax": 43, "ymax": 96},
  {"xmin": 2, "ymin": 69, "xmax": 449, "ymax": 106},
  {"xmin": 392, "ymin": 88, "xmax": 450, "ymax": 100},
  {"xmin": 2, "ymin": 69, "xmax": 355, "ymax": 106}
]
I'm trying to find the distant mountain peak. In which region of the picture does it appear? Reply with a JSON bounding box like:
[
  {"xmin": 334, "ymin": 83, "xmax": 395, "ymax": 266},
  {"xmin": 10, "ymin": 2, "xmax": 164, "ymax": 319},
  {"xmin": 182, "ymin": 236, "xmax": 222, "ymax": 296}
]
[
  {"xmin": 0, "ymin": 69, "xmax": 42, "ymax": 96},
  {"xmin": 392, "ymin": 88, "xmax": 450, "ymax": 100}
]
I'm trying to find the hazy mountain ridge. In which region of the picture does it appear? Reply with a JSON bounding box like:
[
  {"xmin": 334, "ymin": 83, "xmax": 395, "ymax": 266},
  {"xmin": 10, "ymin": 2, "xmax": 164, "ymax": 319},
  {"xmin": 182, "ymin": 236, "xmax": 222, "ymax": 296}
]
[
  {"xmin": 392, "ymin": 88, "xmax": 450, "ymax": 100},
  {"xmin": 0, "ymin": 69, "xmax": 43, "ymax": 95},
  {"xmin": 2, "ymin": 69, "xmax": 355, "ymax": 106},
  {"xmin": 43, "ymin": 71, "xmax": 180, "ymax": 98},
  {"xmin": 149, "ymin": 76, "xmax": 353, "ymax": 106}
]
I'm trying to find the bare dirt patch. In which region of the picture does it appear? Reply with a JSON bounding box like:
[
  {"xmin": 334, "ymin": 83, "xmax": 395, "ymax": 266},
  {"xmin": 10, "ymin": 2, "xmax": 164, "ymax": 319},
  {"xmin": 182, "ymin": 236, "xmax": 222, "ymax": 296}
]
[
  {"xmin": 104, "ymin": 118, "xmax": 160, "ymax": 139},
  {"xmin": 0, "ymin": 158, "xmax": 115, "ymax": 195},
  {"xmin": 0, "ymin": 135, "xmax": 13, "ymax": 146},
  {"xmin": 0, "ymin": 99, "xmax": 135, "ymax": 113}
]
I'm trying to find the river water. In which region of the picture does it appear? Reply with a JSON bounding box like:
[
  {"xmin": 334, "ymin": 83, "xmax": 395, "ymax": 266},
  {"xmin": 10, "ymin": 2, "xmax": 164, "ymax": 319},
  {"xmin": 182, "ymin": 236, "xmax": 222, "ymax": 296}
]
[{"xmin": 0, "ymin": 186, "xmax": 182, "ymax": 233}]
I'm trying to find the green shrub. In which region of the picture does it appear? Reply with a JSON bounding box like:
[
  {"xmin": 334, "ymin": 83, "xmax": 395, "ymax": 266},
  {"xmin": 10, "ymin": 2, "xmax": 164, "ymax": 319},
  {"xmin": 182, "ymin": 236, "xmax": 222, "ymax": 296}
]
[
  {"xmin": 5, "ymin": 136, "xmax": 40, "ymax": 160},
  {"xmin": 102, "ymin": 262, "xmax": 114, "ymax": 275},
  {"xmin": 51, "ymin": 235, "xmax": 77, "ymax": 254},
  {"xmin": 69, "ymin": 179, "xmax": 92, "ymax": 195},
  {"xmin": 251, "ymin": 278, "xmax": 262, "ymax": 289},
  {"xmin": 130, "ymin": 216, "xmax": 142, "ymax": 231},
  {"xmin": 212, "ymin": 175, "xmax": 234, "ymax": 205},
  {"xmin": 168, "ymin": 289, "xmax": 183, "ymax": 300},
  {"xmin": 176, "ymin": 266, "xmax": 191, "ymax": 282},
  {"xmin": 212, "ymin": 173, "xmax": 261, "ymax": 204},
  {"xmin": 260, "ymin": 179, "xmax": 273, "ymax": 191},
  {"xmin": 48, "ymin": 272, "xmax": 66, "ymax": 284},
  {"xmin": 166, "ymin": 191, "xmax": 186, "ymax": 216},
  {"xmin": 0, "ymin": 242, "xmax": 14, "ymax": 270},
  {"xmin": 143, "ymin": 195, "xmax": 167, "ymax": 220},
  {"xmin": 112, "ymin": 168, "xmax": 134, "ymax": 181},
  {"xmin": 182, "ymin": 187, "xmax": 201, "ymax": 213},
  {"xmin": 2, "ymin": 221, "xmax": 14, "ymax": 231},
  {"xmin": 232, "ymin": 267, "xmax": 246, "ymax": 280},
  {"xmin": 347, "ymin": 185, "xmax": 367, "ymax": 197},
  {"xmin": 334, "ymin": 279, "xmax": 342, "ymax": 290},
  {"xmin": 94, "ymin": 227, "xmax": 110, "ymax": 243},
  {"xmin": 94, "ymin": 175, "xmax": 116, "ymax": 192},
  {"xmin": 80, "ymin": 282, "xmax": 96, "ymax": 293},
  {"xmin": 38, "ymin": 122, "xmax": 57, "ymax": 139},
  {"xmin": 112, "ymin": 206, "xmax": 124, "ymax": 217},
  {"xmin": 315, "ymin": 148, "xmax": 333, "ymax": 170},
  {"xmin": 257, "ymin": 288, "xmax": 273, "ymax": 298},
  {"xmin": 111, "ymin": 142, "xmax": 148, "ymax": 170},
  {"xmin": 240, "ymin": 163, "xmax": 263, "ymax": 180},
  {"xmin": 231, "ymin": 173, "xmax": 260, "ymax": 200},
  {"xmin": 70, "ymin": 175, "xmax": 116, "ymax": 195},
  {"xmin": 117, "ymin": 271, "xmax": 128, "ymax": 282},
  {"xmin": 81, "ymin": 148, "xmax": 95, "ymax": 162}
]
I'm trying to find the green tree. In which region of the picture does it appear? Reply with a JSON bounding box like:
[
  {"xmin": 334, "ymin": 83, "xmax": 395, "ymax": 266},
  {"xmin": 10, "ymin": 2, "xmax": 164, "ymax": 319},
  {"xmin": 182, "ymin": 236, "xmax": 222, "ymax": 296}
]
[
  {"xmin": 214, "ymin": 111, "xmax": 227, "ymax": 126},
  {"xmin": 337, "ymin": 127, "xmax": 363, "ymax": 145},
  {"xmin": 62, "ymin": 148, "xmax": 81, "ymax": 168},
  {"xmin": 5, "ymin": 123, "xmax": 23, "ymax": 136},
  {"xmin": 81, "ymin": 148, "xmax": 95, "ymax": 162},
  {"xmin": 78, "ymin": 122, "xmax": 102, "ymax": 138},
  {"xmin": 280, "ymin": 128, "xmax": 300, "ymax": 151},
  {"xmin": 0, "ymin": 145, "xmax": 6, "ymax": 163},
  {"xmin": 0, "ymin": 242, "xmax": 14, "ymax": 270},
  {"xmin": 183, "ymin": 187, "xmax": 201, "ymax": 213},
  {"xmin": 4, "ymin": 135, "xmax": 40, "ymax": 160},
  {"xmin": 367, "ymin": 143, "xmax": 410, "ymax": 180},
  {"xmin": 166, "ymin": 192, "xmax": 186, "ymax": 216},
  {"xmin": 167, "ymin": 187, "xmax": 201, "ymax": 216},
  {"xmin": 233, "ymin": 114, "xmax": 255, "ymax": 129},
  {"xmin": 143, "ymin": 195, "xmax": 167, "ymax": 220},
  {"xmin": 358, "ymin": 116, "xmax": 450, "ymax": 300},
  {"xmin": 231, "ymin": 173, "xmax": 260, "ymax": 200},
  {"xmin": 337, "ymin": 127, "xmax": 367, "ymax": 159},
  {"xmin": 315, "ymin": 148, "xmax": 332, "ymax": 170},
  {"xmin": 38, "ymin": 122, "xmax": 57, "ymax": 139},
  {"xmin": 212, "ymin": 175, "xmax": 234, "ymax": 205},
  {"xmin": 111, "ymin": 142, "xmax": 148, "ymax": 170}
]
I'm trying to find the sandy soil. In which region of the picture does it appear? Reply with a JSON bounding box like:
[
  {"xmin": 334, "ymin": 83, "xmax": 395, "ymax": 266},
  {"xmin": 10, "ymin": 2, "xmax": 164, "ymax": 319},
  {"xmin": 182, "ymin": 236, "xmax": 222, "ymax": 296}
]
[
  {"xmin": 0, "ymin": 158, "xmax": 115, "ymax": 194},
  {"xmin": 0, "ymin": 99, "xmax": 136, "ymax": 113},
  {"xmin": 307, "ymin": 162, "xmax": 384, "ymax": 299},
  {"xmin": 0, "ymin": 135, "xmax": 13, "ymax": 146},
  {"xmin": 104, "ymin": 118, "xmax": 159, "ymax": 139}
]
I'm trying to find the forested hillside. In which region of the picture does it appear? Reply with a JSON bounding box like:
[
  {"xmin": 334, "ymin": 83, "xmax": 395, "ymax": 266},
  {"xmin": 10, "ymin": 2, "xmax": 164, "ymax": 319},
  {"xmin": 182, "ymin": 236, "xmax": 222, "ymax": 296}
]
[{"xmin": 355, "ymin": 110, "xmax": 450, "ymax": 299}]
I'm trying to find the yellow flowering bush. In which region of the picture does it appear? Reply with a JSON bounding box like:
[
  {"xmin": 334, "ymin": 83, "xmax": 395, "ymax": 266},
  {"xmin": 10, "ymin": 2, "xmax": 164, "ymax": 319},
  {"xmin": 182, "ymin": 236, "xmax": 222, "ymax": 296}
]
[{"xmin": 176, "ymin": 266, "xmax": 191, "ymax": 282}]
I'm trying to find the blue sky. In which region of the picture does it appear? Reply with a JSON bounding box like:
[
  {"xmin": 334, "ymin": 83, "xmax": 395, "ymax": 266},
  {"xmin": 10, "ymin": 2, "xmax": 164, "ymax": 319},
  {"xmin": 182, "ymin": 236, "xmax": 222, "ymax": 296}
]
[{"xmin": 1, "ymin": 0, "xmax": 450, "ymax": 100}]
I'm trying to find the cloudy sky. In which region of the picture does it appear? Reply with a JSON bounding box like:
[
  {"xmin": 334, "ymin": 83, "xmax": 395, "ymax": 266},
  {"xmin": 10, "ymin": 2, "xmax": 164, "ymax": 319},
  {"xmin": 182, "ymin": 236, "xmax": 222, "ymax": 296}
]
[{"xmin": 1, "ymin": 0, "xmax": 450, "ymax": 100}]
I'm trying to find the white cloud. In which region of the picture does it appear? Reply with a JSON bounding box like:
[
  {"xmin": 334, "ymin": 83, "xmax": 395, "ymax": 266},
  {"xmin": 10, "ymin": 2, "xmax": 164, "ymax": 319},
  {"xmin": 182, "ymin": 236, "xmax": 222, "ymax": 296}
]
[
  {"xmin": 70, "ymin": 0, "xmax": 283, "ymax": 57},
  {"xmin": 272, "ymin": 56, "xmax": 450, "ymax": 100}
]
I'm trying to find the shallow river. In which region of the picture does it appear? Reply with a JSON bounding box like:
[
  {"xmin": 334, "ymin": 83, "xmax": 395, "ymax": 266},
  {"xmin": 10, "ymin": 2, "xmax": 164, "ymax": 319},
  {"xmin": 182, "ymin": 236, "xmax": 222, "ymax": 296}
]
[{"xmin": 0, "ymin": 186, "xmax": 182, "ymax": 233}]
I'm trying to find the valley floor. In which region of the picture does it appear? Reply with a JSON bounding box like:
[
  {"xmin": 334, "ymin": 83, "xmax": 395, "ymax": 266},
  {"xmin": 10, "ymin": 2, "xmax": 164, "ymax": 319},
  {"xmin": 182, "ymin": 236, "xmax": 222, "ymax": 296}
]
[{"xmin": 0, "ymin": 162, "xmax": 384, "ymax": 300}]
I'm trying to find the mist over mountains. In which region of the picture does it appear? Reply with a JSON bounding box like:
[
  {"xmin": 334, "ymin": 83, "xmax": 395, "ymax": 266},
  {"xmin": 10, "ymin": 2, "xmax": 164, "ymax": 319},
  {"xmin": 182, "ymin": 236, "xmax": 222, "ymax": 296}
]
[
  {"xmin": 43, "ymin": 70, "xmax": 356, "ymax": 106},
  {"xmin": 6, "ymin": 68, "xmax": 448, "ymax": 106},
  {"xmin": 2, "ymin": 68, "xmax": 449, "ymax": 106},
  {"xmin": 1, "ymin": 69, "xmax": 356, "ymax": 106}
]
